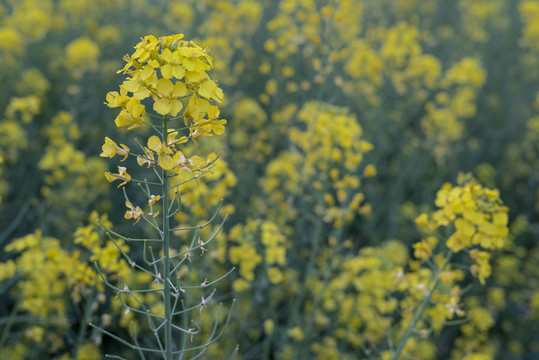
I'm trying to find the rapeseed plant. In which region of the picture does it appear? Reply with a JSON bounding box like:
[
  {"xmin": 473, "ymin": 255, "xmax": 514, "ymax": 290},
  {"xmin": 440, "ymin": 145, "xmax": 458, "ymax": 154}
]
[{"xmin": 94, "ymin": 33, "xmax": 233, "ymax": 359}]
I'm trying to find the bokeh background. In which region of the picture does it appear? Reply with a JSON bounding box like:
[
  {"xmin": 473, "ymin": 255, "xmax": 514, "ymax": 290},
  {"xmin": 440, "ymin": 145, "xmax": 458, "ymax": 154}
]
[{"xmin": 0, "ymin": 0, "xmax": 538, "ymax": 359}]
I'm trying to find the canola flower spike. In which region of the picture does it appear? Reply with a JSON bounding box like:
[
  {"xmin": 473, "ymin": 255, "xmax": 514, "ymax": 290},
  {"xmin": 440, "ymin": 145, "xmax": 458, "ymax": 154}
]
[
  {"xmin": 97, "ymin": 33, "xmax": 231, "ymax": 360},
  {"xmin": 415, "ymin": 175, "xmax": 509, "ymax": 285},
  {"xmin": 105, "ymin": 33, "xmax": 227, "ymax": 178},
  {"xmin": 390, "ymin": 178, "xmax": 510, "ymax": 360},
  {"xmin": 261, "ymin": 102, "xmax": 373, "ymax": 228},
  {"xmin": 108, "ymin": 34, "xmax": 225, "ymax": 139}
]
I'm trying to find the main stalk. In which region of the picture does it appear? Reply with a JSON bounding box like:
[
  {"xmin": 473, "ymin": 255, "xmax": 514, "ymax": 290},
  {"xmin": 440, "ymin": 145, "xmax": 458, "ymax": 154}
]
[{"xmin": 162, "ymin": 115, "xmax": 173, "ymax": 360}]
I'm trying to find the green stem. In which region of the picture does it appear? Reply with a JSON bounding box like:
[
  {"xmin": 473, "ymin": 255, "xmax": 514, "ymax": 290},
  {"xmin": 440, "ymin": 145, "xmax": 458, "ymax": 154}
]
[
  {"xmin": 162, "ymin": 115, "xmax": 173, "ymax": 360},
  {"xmin": 391, "ymin": 251, "xmax": 453, "ymax": 360},
  {"xmin": 0, "ymin": 201, "xmax": 29, "ymax": 246},
  {"xmin": 73, "ymin": 286, "xmax": 96, "ymax": 359},
  {"xmin": 0, "ymin": 297, "xmax": 21, "ymax": 350}
]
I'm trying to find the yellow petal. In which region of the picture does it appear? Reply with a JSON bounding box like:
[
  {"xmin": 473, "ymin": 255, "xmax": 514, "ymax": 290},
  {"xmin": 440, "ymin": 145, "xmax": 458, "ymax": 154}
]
[
  {"xmin": 161, "ymin": 64, "xmax": 173, "ymax": 79},
  {"xmin": 115, "ymin": 110, "xmax": 134, "ymax": 128},
  {"xmin": 172, "ymin": 66, "xmax": 185, "ymax": 80},
  {"xmin": 178, "ymin": 167, "xmax": 193, "ymax": 181},
  {"xmin": 104, "ymin": 172, "xmax": 116, "ymax": 182},
  {"xmin": 100, "ymin": 137, "xmax": 118, "ymax": 157},
  {"xmin": 133, "ymin": 86, "xmax": 151, "ymax": 100},
  {"xmin": 159, "ymin": 155, "xmax": 175, "ymax": 171},
  {"xmin": 126, "ymin": 99, "xmax": 145, "ymax": 118},
  {"xmin": 211, "ymin": 119, "xmax": 226, "ymax": 135},
  {"xmin": 105, "ymin": 91, "xmax": 121, "ymax": 108},
  {"xmin": 189, "ymin": 155, "xmax": 205, "ymax": 167},
  {"xmin": 207, "ymin": 152, "xmax": 218, "ymax": 162},
  {"xmin": 137, "ymin": 156, "xmax": 147, "ymax": 166},
  {"xmin": 207, "ymin": 105, "xmax": 220, "ymax": 119},
  {"xmin": 147, "ymin": 135, "xmax": 162, "ymax": 151},
  {"xmin": 169, "ymin": 100, "xmax": 183, "ymax": 117},
  {"xmin": 187, "ymin": 97, "xmax": 209, "ymax": 121},
  {"xmin": 213, "ymin": 87, "xmax": 224, "ymax": 102},
  {"xmin": 154, "ymin": 99, "xmax": 171, "ymax": 115},
  {"xmin": 161, "ymin": 48, "xmax": 173, "ymax": 62},
  {"xmin": 183, "ymin": 58, "xmax": 196, "ymax": 71},
  {"xmin": 172, "ymin": 82, "xmax": 187, "ymax": 97},
  {"xmin": 198, "ymin": 80, "xmax": 216, "ymax": 100},
  {"xmin": 185, "ymin": 70, "xmax": 205, "ymax": 83},
  {"xmin": 123, "ymin": 80, "xmax": 139, "ymax": 92},
  {"xmin": 139, "ymin": 65, "xmax": 155, "ymax": 81},
  {"xmin": 156, "ymin": 78, "xmax": 173, "ymax": 95},
  {"xmin": 173, "ymin": 151, "xmax": 186, "ymax": 164}
]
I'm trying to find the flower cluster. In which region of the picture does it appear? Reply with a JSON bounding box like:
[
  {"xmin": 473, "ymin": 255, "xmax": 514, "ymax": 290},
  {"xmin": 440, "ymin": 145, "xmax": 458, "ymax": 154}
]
[
  {"xmin": 262, "ymin": 102, "xmax": 374, "ymax": 229},
  {"xmin": 416, "ymin": 175, "xmax": 509, "ymax": 284},
  {"xmin": 108, "ymin": 33, "xmax": 224, "ymax": 129},
  {"xmin": 228, "ymin": 219, "xmax": 288, "ymax": 291},
  {"xmin": 102, "ymin": 34, "xmax": 227, "ymax": 190}
]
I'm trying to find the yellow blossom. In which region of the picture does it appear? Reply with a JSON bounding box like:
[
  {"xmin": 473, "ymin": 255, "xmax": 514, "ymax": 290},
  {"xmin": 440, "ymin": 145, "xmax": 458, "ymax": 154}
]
[
  {"xmin": 100, "ymin": 137, "xmax": 130, "ymax": 161},
  {"xmin": 153, "ymin": 78, "xmax": 187, "ymax": 116},
  {"xmin": 268, "ymin": 267, "xmax": 284, "ymax": 284},
  {"xmin": 198, "ymin": 79, "xmax": 224, "ymax": 103},
  {"xmin": 470, "ymin": 249, "xmax": 491, "ymax": 285},
  {"xmin": 124, "ymin": 201, "xmax": 144, "ymax": 224},
  {"xmin": 363, "ymin": 164, "xmax": 377, "ymax": 178},
  {"xmin": 105, "ymin": 86, "xmax": 129, "ymax": 109},
  {"xmin": 147, "ymin": 135, "xmax": 175, "ymax": 170},
  {"xmin": 114, "ymin": 99, "xmax": 146, "ymax": 130},
  {"xmin": 104, "ymin": 166, "xmax": 131, "ymax": 187},
  {"xmin": 160, "ymin": 48, "xmax": 186, "ymax": 80},
  {"xmin": 148, "ymin": 194, "xmax": 160, "ymax": 205},
  {"xmin": 136, "ymin": 147, "xmax": 155, "ymax": 167},
  {"xmin": 413, "ymin": 236, "xmax": 438, "ymax": 262}
]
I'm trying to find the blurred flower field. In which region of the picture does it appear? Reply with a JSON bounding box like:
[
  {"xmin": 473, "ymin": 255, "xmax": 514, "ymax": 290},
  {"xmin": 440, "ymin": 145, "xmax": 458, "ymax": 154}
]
[{"xmin": 0, "ymin": 0, "xmax": 539, "ymax": 359}]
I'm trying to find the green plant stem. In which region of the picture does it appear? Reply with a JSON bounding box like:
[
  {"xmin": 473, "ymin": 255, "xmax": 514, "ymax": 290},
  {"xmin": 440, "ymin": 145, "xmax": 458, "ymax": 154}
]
[
  {"xmin": 0, "ymin": 296, "xmax": 21, "ymax": 350},
  {"xmin": 391, "ymin": 250, "xmax": 453, "ymax": 360},
  {"xmin": 162, "ymin": 115, "xmax": 173, "ymax": 360},
  {"xmin": 73, "ymin": 286, "xmax": 96, "ymax": 359},
  {"xmin": 0, "ymin": 201, "xmax": 29, "ymax": 246}
]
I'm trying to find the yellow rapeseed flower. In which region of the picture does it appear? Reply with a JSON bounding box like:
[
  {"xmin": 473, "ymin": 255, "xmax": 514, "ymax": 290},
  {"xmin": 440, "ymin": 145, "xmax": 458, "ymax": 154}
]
[
  {"xmin": 153, "ymin": 78, "xmax": 187, "ymax": 116},
  {"xmin": 114, "ymin": 98, "xmax": 146, "ymax": 130},
  {"xmin": 124, "ymin": 201, "xmax": 144, "ymax": 224},
  {"xmin": 104, "ymin": 166, "xmax": 131, "ymax": 187},
  {"xmin": 147, "ymin": 135, "xmax": 175, "ymax": 170},
  {"xmin": 100, "ymin": 137, "xmax": 130, "ymax": 161}
]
